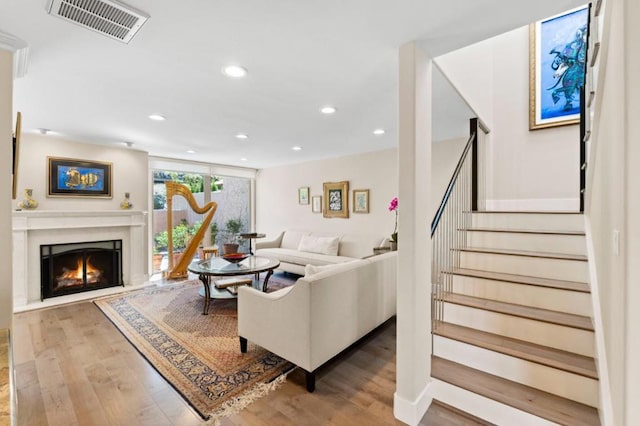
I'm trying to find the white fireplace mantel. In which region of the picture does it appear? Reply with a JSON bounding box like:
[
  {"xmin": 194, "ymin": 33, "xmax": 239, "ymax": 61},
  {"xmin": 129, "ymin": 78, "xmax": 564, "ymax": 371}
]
[{"xmin": 12, "ymin": 210, "xmax": 149, "ymax": 310}]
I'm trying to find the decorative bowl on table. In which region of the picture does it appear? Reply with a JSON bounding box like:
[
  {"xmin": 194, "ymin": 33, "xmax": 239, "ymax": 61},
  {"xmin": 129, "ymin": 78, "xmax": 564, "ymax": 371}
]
[{"xmin": 222, "ymin": 253, "xmax": 249, "ymax": 264}]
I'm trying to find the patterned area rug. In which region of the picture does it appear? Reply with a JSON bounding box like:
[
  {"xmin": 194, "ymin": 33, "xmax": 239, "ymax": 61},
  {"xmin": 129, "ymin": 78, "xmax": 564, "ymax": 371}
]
[{"xmin": 94, "ymin": 272, "xmax": 298, "ymax": 422}]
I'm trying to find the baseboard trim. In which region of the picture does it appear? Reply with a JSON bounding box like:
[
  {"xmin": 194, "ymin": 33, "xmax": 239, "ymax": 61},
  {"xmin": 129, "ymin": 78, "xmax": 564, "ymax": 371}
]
[
  {"xmin": 485, "ymin": 198, "xmax": 580, "ymax": 211},
  {"xmin": 430, "ymin": 378, "xmax": 556, "ymax": 425},
  {"xmin": 394, "ymin": 381, "xmax": 433, "ymax": 425}
]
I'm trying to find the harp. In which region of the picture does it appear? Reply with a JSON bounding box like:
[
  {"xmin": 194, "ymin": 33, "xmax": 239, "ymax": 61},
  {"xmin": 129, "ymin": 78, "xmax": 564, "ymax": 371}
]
[{"xmin": 165, "ymin": 181, "xmax": 217, "ymax": 279}]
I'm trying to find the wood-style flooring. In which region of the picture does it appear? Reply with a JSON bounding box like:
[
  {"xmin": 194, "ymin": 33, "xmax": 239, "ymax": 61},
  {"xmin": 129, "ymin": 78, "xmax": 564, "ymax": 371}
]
[{"xmin": 12, "ymin": 299, "xmax": 486, "ymax": 426}]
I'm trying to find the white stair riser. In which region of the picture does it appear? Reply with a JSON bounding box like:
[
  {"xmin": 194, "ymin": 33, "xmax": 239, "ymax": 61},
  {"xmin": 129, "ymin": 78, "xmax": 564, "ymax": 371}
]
[
  {"xmin": 459, "ymin": 251, "xmax": 588, "ymax": 282},
  {"xmin": 433, "ymin": 336, "xmax": 599, "ymax": 407},
  {"xmin": 467, "ymin": 232, "xmax": 586, "ymax": 255},
  {"xmin": 450, "ymin": 276, "xmax": 592, "ymax": 317},
  {"xmin": 430, "ymin": 379, "xmax": 558, "ymax": 426},
  {"xmin": 472, "ymin": 213, "xmax": 584, "ymax": 232},
  {"xmin": 441, "ymin": 303, "xmax": 595, "ymax": 357}
]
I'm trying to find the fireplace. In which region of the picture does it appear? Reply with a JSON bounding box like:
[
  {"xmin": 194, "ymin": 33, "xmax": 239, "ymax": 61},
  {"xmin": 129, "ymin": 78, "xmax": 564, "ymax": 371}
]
[{"xmin": 40, "ymin": 240, "xmax": 123, "ymax": 300}]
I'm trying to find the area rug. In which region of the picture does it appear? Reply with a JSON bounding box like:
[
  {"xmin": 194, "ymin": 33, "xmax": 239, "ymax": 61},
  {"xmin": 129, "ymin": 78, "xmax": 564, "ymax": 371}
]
[{"xmin": 94, "ymin": 273, "xmax": 297, "ymax": 423}]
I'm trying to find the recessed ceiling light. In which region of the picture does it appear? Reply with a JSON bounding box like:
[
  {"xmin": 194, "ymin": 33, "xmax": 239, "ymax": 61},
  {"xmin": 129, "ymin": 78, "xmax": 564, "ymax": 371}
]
[
  {"xmin": 149, "ymin": 114, "xmax": 166, "ymax": 121},
  {"xmin": 292, "ymin": 146, "xmax": 303, "ymax": 151},
  {"xmin": 236, "ymin": 133, "xmax": 248, "ymax": 140},
  {"xmin": 123, "ymin": 141, "xmax": 133, "ymax": 148},
  {"xmin": 186, "ymin": 149, "xmax": 196, "ymax": 154},
  {"xmin": 373, "ymin": 128, "xmax": 385, "ymax": 135},
  {"xmin": 38, "ymin": 128, "xmax": 50, "ymax": 135},
  {"xmin": 320, "ymin": 106, "xmax": 337, "ymax": 114},
  {"xmin": 240, "ymin": 157, "xmax": 248, "ymax": 161},
  {"xmin": 223, "ymin": 65, "xmax": 248, "ymax": 78}
]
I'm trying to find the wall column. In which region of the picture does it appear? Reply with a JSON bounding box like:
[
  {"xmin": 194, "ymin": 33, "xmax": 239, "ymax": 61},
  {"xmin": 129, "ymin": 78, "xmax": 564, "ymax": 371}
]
[
  {"xmin": 0, "ymin": 48, "xmax": 13, "ymax": 329},
  {"xmin": 394, "ymin": 41, "xmax": 432, "ymax": 425}
]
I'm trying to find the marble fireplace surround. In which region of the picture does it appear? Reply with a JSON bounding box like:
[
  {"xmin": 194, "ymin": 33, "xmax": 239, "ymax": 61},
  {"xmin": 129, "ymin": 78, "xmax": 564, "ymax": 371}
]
[{"xmin": 12, "ymin": 210, "xmax": 148, "ymax": 311}]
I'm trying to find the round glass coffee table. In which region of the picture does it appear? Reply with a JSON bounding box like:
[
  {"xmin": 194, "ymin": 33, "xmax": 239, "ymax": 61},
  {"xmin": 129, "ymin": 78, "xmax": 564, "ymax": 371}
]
[{"xmin": 188, "ymin": 256, "xmax": 280, "ymax": 315}]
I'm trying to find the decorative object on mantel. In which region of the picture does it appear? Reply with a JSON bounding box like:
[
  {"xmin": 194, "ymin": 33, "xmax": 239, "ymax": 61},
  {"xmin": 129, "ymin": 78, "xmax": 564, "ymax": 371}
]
[
  {"xmin": 18, "ymin": 188, "xmax": 38, "ymax": 210},
  {"xmin": 352, "ymin": 189, "xmax": 369, "ymax": 213},
  {"xmin": 47, "ymin": 157, "xmax": 113, "ymax": 198},
  {"xmin": 389, "ymin": 197, "xmax": 398, "ymax": 251},
  {"xmin": 323, "ymin": 181, "xmax": 349, "ymax": 218},
  {"xmin": 120, "ymin": 192, "xmax": 133, "ymax": 209}
]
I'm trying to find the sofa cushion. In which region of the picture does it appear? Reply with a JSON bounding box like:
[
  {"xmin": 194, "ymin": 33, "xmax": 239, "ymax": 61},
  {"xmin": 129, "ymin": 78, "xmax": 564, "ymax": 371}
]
[
  {"xmin": 281, "ymin": 231, "xmax": 309, "ymax": 249},
  {"xmin": 255, "ymin": 248, "xmax": 356, "ymax": 267},
  {"xmin": 298, "ymin": 235, "xmax": 340, "ymax": 256}
]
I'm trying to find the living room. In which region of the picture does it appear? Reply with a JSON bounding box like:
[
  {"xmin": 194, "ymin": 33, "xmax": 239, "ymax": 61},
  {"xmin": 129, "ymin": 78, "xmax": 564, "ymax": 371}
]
[{"xmin": 2, "ymin": 0, "xmax": 640, "ymax": 425}]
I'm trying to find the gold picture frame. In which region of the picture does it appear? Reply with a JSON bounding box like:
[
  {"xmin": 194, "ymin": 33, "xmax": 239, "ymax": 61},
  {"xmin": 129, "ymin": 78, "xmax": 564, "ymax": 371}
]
[
  {"xmin": 298, "ymin": 186, "xmax": 310, "ymax": 205},
  {"xmin": 323, "ymin": 181, "xmax": 349, "ymax": 218},
  {"xmin": 529, "ymin": 6, "xmax": 588, "ymax": 130},
  {"xmin": 352, "ymin": 189, "xmax": 369, "ymax": 213}
]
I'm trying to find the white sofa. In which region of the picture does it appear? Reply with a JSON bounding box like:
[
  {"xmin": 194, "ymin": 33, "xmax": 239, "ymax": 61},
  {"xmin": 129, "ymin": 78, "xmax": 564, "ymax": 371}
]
[
  {"xmin": 254, "ymin": 230, "xmax": 387, "ymax": 275},
  {"xmin": 237, "ymin": 251, "xmax": 397, "ymax": 391}
]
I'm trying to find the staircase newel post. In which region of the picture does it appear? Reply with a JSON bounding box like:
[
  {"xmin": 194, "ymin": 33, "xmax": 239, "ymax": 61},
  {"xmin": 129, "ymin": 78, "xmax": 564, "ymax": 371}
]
[{"xmin": 470, "ymin": 118, "xmax": 478, "ymax": 212}]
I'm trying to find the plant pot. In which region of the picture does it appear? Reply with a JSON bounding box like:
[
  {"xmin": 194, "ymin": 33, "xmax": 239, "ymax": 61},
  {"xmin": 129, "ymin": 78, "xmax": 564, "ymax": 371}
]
[
  {"xmin": 223, "ymin": 243, "xmax": 239, "ymax": 255},
  {"xmin": 389, "ymin": 241, "xmax": 397, "ymax": 251},
  {"xmin": 152, "ymin": 254, "xmax": 163, "ymax": 271}
]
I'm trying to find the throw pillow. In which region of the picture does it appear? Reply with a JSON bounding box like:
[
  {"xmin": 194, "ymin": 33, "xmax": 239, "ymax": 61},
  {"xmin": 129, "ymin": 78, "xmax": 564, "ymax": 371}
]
[
  {"xmin": 297, "ymin": 235, "xmax": 340, "ymax": 256},
  {"xmin": 304, "ymin": 263, "xmax": 338, "ymax": 277}
]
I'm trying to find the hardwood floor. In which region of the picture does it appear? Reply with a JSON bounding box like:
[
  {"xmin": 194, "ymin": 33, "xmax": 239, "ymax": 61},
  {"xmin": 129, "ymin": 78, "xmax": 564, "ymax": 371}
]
[{"xmin": 13, "ymin": 300, "xmax": 484, "ymax": 426}]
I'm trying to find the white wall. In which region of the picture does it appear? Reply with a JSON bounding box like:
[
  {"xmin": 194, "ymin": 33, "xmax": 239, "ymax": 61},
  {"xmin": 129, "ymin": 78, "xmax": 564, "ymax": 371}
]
[
  {"xmin": 431, "ymin": 137, "xmax": 467, "ymax": 219},
  {"xmin": 0, "ymin": 49, "xmax": 13, "ymax": 329},
  {"xmin": 624, "ymin": 0, "xmax": 640, "ymax": 423},
  {"xmin": 437, "ymin": 26, "xmax": 580, "ymax": 210},
  {"xmin": 255, "ymin": 148, "xmax": 398, "ymax": 241},
  {"xmin": 16, "ymin": 134, "xmax": 149, "ymax": 212},
  {"xmin": 586, "ymin": 0, "xmax": 639, "ymax": 423}
]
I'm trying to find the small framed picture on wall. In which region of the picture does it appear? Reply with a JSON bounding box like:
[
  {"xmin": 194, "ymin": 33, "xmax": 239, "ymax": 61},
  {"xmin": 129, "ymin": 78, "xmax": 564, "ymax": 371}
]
[
  {"xmin": 298, "ymin": 186, "xmax": 310, "ymax": 205},
  {"xmin": 312, "ymin": 195, "xmax": 322, "ymax": 213},
  {"xmin": 352, "ymin": 189, "xmax": 369, "ymax": 213}
]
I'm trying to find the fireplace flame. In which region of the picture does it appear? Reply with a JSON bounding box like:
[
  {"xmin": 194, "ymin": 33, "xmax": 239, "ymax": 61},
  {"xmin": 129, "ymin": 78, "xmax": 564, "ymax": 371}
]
[{"xmin": 55, "ymin": 256, "xmax": 103, "ymax": 288}]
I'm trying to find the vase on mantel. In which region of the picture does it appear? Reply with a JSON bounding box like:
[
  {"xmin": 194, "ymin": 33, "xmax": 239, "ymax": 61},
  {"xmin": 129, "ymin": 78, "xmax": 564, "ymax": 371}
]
[
  {"xmin": 18, "ymin": 188, "xmax": 38, "ymax": 210},
  {"xmin": 120, "ymin": 192, "xmax": 133, "ymax": 210}
]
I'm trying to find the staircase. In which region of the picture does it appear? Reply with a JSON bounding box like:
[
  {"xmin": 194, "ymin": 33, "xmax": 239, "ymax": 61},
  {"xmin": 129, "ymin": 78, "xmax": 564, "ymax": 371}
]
[{"xmin": 431, "ymin": 211, "xmax": 601, "ymax": 426}]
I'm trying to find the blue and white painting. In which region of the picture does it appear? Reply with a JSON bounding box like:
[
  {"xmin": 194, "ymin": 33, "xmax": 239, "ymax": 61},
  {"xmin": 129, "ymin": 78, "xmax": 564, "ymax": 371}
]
[{"xmin": 532, "ymin": 6, "xmax": 588, "ymax": 129}]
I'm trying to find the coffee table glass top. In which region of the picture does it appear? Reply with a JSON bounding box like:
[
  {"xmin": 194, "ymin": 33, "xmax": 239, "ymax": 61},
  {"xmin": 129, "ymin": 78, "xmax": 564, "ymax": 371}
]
[{"xmin": 188, "ymin": 255, "xmax": 279, "ymax": 276}]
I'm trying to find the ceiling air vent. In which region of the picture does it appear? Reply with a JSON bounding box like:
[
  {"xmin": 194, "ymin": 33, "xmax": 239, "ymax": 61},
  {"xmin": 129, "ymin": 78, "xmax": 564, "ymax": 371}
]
[{"xmin": 47, "ymin": 0, "xmax": 149, "ymax": 44}]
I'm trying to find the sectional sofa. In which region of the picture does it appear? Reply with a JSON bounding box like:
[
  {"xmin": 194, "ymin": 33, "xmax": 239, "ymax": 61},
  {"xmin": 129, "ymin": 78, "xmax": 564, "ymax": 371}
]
[{"xmin": 254, "ymin": 230, "xmax": 388, "ymax": 275}]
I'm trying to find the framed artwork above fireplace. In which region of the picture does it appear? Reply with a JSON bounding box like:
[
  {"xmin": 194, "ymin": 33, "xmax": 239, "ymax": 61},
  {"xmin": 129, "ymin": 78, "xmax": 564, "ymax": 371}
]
[{"xmin": 48, "ymin": 157, "xmax": 112, "ymax": 198}]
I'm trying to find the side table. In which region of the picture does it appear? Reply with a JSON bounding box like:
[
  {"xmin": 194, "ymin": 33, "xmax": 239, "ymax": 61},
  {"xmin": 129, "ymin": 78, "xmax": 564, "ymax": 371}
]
[
  {"xmin": 239, "ymin": 233, "xmax": 266, "ymax": 255},
  {"xmin": 201, "ymin": 246, "xmax": 219, "ymax": 259}
]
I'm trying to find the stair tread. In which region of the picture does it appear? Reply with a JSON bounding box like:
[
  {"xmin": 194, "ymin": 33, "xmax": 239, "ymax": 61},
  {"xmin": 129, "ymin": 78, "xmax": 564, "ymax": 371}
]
[
  {"xmin": 440, "ymin": 293, "xmax": 594, "ymax": 331},
  {"xmin": 446, "ymin": 268, "xmax": 590, "ymax": 293},
  {"xmin": 464, "ymin": 227, "xmax": 585, "ymax": 236},
  {"xmin": 427, "ymin": 400, "xmax": 495, "ymax": 426},
  {"xmin": 472, "ymin": 211, "xmax": 583, "ymax": 215},
  {"xmin": 431, "ymin": 356, "xmax": 600, "ymax": 426},
  {"xmin": 457, "ymin": 246, "xmax": 588, "ymax": 261},
  {"xmin": 433, "ymin": 321, "xmax": 598, "ymax": 379}
]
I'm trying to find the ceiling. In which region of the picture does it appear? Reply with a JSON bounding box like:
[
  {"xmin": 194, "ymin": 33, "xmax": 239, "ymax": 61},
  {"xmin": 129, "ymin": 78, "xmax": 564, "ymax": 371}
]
[{"xmin": 0, "ymin": 0, "xmax": 584, "ymax": 169}]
